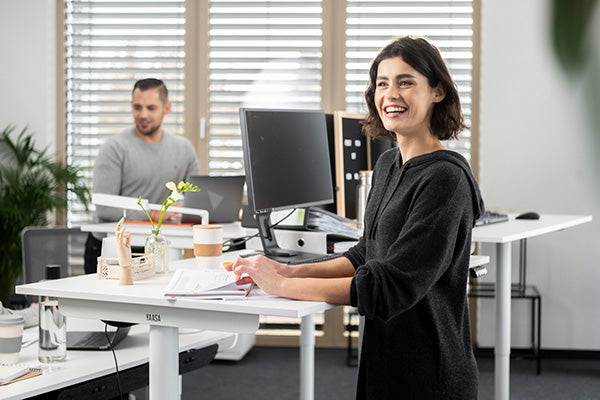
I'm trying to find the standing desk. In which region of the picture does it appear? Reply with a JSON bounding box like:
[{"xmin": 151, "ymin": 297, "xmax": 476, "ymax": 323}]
[
  {"xmin": 471, "ymin": 213, "xmax": 592, "ymax": 400},
  {"xmin": 16, "ymin": 250, "xmax": 335, "ymax": 400}
]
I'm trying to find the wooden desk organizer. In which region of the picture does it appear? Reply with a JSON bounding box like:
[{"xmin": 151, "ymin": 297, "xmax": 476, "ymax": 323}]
[{"xmin": 97, "ymin": 253, "xmax": 155, "ymax": 281}]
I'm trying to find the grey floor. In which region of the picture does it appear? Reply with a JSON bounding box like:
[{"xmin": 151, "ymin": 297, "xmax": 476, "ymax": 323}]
[{"xmin": 158, "ymin": 346, "xmax": 600, "ymax": 400}]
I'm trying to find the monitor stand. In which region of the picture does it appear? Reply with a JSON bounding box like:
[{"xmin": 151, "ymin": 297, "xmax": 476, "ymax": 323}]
[{"xmin": 254, "ymin": 211, "xmax": 328, "ymax": 265}]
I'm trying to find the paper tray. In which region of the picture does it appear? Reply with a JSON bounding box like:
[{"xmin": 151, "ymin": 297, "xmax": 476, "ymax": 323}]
[{"xmin": 97, "ymin": 253, "xmax": 155, "ymax": 281}]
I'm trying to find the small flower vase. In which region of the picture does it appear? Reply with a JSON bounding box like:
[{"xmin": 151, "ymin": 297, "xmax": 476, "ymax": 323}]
[{"xmin": 145, "ymin": 229, "xmax": 169, "ymax": 274}]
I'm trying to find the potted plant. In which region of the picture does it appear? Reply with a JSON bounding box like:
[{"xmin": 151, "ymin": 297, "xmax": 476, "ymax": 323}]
[{"xmin": 0, "ymin": 125, "xmax": 90, "ymax": 303}]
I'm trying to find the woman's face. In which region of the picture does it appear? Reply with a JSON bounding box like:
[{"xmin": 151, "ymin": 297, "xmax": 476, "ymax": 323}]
[{"xmin": 374, "ymin": 56, "xmax": 444, "ymax": 139}]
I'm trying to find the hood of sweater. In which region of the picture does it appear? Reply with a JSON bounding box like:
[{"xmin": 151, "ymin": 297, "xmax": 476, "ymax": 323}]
[{"xmin": 397, "ymin": 149, "xmax": 485, "ymax": 224}]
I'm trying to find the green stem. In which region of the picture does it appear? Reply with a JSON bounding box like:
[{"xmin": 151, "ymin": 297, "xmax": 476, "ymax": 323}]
[{"xmin": 137, "ymin": 197, "xmax": 156, "ymax": 231}]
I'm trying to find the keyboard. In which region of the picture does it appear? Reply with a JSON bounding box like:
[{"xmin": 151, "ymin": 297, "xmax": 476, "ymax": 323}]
[{"xmin": 475, "ymin": 210, "xmax": 509, "ymax": 227}]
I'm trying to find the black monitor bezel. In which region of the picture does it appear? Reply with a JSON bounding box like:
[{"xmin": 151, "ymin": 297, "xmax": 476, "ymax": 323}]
[
  {"xmin": 239, "ymin": 107, "xmax": 334, "ymax": 259},
  {"xmin": 239, "ymin": 107, "xmax": 334, "ymax": 215}
]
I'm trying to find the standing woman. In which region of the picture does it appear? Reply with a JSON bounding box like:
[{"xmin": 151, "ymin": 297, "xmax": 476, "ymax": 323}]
[{"xmin": 229, "ymin": 36, "xmax": 484, "ymax": 399}]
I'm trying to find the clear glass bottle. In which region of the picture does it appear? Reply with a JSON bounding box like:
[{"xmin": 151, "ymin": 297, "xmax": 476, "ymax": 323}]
[
  {"xmin": 145, "ymin": 229, "xmax": 169, "ymax": 273},
  {"xmin": 356, "ymin": 170, "xmax": 373, "ymax": 230},
  {"xmin": 39, "ymin": 265, "xmax": 67, "ymax": 362}
]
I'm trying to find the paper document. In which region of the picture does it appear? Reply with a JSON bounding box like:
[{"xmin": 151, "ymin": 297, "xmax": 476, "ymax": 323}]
[
  {"xmin": 307, "ymin": 208, "xmax": 361, "ymax": 237},
  {"xmin": 164, "ymin": 269, "xmax": 276, "ymax": 300}
]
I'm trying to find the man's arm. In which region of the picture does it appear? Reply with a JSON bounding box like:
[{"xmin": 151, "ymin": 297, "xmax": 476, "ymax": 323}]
[{"xmin": 93, "ymin": 140, "xmax": 127, "ymax": 222}]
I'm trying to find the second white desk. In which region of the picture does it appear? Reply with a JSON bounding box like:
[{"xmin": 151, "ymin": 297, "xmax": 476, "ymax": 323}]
[{"xmin": 472, "ymin": 213, "xmax": 592, "ymax": 400}]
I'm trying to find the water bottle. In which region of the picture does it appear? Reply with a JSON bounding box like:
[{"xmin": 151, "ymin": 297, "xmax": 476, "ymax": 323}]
[
  {"xmin": 38, "ymin": 265, "xmax": 67, "ymax": 362},
  {"xmin": 356, "ymin": 170, "xmax": 373, "ymax": 230}
]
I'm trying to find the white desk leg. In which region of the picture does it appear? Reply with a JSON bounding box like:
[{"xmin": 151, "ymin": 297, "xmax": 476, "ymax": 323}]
[
  {"xmin": 149, "ymin": 325, "xmax": 179, "ymax": 400},
  {"xmin": 495, "ymin": 243, "xmax": 511, "ymax": 400},
  {"xmin": 300, "ymin": 314, "xmax": 315, "ymax": 400}
]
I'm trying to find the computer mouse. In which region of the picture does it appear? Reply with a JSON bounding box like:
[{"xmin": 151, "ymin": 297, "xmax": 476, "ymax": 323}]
[{"xmin": 515, "ymin": 211, "xmax": 540, "ymax": 220}]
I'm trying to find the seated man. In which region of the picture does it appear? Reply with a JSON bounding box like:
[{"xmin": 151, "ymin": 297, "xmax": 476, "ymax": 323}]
[{"xmin": 84, "ymin": 78, "xmax": 199, "ymax": 273}]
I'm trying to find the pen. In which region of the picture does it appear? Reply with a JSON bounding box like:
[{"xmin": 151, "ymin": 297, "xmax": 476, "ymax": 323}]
[{"xmin": 244, "ymin": 283, "xmax": 255, "ymax": 298}]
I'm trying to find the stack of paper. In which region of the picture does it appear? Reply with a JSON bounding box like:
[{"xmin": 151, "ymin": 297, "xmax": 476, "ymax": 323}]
[{"xmin": 164, "ymin": 269, "xmax": 280, "ymax": 300}]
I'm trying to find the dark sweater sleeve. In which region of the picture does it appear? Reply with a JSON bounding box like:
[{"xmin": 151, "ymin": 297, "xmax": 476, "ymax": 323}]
[{"xmin": 352, "ymin": 166, "xmax": 472, "ymax": 321}]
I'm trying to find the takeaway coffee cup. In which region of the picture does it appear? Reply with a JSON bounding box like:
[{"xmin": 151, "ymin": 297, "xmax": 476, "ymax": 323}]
[
  {"xmin": 0, "ymin": 314, "xmax": 25, "ymax": 364},
  {"xmin": 193, "ymin": 224, "xmax": 224, "ymax": 269}
]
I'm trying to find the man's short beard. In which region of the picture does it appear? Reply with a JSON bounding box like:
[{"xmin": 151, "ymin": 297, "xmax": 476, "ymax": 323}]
[{"xmin": 137, "ymin": 124, "xmax": 160, "ymax": 137}]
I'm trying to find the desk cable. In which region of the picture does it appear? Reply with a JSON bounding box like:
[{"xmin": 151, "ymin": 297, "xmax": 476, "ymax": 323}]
[
  {"xmin": 222, "ymin": 209, "xmax": 297, "ymax": 252},
  {"xmin": 104, "ymin": 322, "xmax": 125, "ymax": 400}
]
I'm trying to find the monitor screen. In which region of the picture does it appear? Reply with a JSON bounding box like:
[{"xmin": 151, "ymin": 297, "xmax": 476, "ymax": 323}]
[
  {"xmin": 239, "ymin": 108, "xmax": 335, "ymax": 261},
  {"xmin": 240, "ymin": 108, "xmax": 334, "ymax": 214}
]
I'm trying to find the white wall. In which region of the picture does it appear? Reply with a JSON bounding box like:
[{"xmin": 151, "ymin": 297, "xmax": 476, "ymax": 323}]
[
  {"xmin": 478, "ymin": 0, "xmax": 600, "ymax": 350},
  {"xmin": 0, "ymin": 1, "xmax": 56, "ymax": 152}
]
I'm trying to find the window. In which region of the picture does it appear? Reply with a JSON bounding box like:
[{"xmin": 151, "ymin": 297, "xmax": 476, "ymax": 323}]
[
  {"xmin": 207, "ymin": 0, "xmax": 323, "ymax": 174},
  {"xmin": 63, "ymin": 0, "xmax": 474, "ymax": 222},
  {"xmin": 64, "ymin": 0, "xmax": 186, "ymax": 224}
]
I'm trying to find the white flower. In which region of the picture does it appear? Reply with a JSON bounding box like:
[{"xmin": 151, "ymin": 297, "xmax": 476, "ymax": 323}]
[
  {"xmin": 170, "ymin": 190, "xmax": 184, "ymax": 202},
  {"xmin": 165, "ymin": 181, "xmax": 177, "ymax": 191}
]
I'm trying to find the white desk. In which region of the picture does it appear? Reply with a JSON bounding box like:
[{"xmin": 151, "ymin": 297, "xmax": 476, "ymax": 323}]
[
  {"xmin": 471, "ymin": 213, "xmax": 592, "ymax": 400},
  {"xmin": 1, "ymin": 318, "xmax": 232, "ymax": 400},
  {"xmin": 81, "ymin": 221, "xmax": 247, "ymax": 249},
  {"xmin": 16, "ymin": 251, "xmax": 335, "ymax": 400}
]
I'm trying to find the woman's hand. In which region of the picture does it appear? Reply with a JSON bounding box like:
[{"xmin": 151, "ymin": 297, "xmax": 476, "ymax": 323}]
[{"xmin": 225, "ymin": 255, "xmax": 287, "ymax": 296}]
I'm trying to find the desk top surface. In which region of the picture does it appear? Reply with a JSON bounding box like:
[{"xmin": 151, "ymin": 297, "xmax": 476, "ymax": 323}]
[
  {"xmin": 1, "ymin": 319, "xmax": 230, "ymax": 400},
  {"xmin": 471, "ymin": 214, "xmax": 592, "ymax": 243},
  {"xmin": 16, "ymin": 251, "xmax": 335, "ymax": 319}
]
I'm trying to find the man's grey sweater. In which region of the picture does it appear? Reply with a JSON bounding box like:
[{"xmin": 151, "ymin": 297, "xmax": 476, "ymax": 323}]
[{"xmin": 92, "ymin": 127, "xmax": 199, "ymax": 223}]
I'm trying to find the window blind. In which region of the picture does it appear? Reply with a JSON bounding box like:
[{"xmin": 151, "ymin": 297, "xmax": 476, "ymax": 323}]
[
  {"xmin": 345, "ymin": 0, "xmax": 474, "ymax": 159},
  {"xmin": 64, "ymin": 0, "xmax": 186, "ymax": 225},
  {"xmin": 207, "ymin": 0, "xmax": 323, "ymax": 174}
]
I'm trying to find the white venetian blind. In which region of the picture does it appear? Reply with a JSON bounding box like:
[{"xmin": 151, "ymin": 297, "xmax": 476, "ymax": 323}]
[
  {"xmin": 207, "ymin": 0, "xmax": 323, "ymax": 174},
  {"xmin": 64, "ymin": 0, "xmax": 186, "ymax": 225},
  {"xmin": 345, "ymin": 0, "xmax": 474, "ymax": 159}
]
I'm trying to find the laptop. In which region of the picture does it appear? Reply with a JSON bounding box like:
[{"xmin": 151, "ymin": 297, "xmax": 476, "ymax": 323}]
[
  {"xmin": 67, "ymin": 325, "xmax": 131, "ymax": 351},
  {"xmin": 182, "ymin": 175, "xmax": 245, "ymax": 223}
]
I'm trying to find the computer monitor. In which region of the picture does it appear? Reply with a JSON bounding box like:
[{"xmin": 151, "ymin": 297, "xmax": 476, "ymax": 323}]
[{"xmin": 239, "ymin": 108, "xmax": 334, "ymax": 261}]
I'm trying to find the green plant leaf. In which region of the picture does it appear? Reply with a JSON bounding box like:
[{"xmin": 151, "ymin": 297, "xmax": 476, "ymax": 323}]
[{"xmin": 0, "ymin": 125, "xmax": 90, "ymax": 302}]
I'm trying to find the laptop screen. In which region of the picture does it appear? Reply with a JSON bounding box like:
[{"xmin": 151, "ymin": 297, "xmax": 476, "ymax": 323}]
[{"xmin": 182, "ymin": 175, "xmax": 245, "ymax": 223}]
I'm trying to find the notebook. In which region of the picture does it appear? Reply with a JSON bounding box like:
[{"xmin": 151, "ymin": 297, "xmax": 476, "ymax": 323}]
[
  {"xmin": 182, "ymin": 175, "xmax": 245, "ymax": 223},
  {"xmin": 66, "ymin": 325, "xmax": 130, "ymax": 351},
  {"xmin": 0, "ymin": 365, "xmax": 31, "ymax": 384}
]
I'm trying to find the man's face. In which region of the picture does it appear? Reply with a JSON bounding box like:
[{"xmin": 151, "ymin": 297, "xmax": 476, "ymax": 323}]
[{"xmin": 131, "ymin": 87, "xmax": 171, "ymax": 137}]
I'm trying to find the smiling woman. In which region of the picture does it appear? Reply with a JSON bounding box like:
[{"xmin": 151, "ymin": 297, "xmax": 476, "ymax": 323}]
[{"xmin": 226, "ymin": 36, "xmax": 484, "ymax": 400}]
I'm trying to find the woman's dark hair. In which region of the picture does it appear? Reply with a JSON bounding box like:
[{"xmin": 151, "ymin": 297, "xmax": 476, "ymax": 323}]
[
  {"xmin": 133, "ymin": 78, "xmax": 169, "ymax": 104},
  {"xmin": 363, "ymin": 36, "xmax": 467, "ymax": 141}
]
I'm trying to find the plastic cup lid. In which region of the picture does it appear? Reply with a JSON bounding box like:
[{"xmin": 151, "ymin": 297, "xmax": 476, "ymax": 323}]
[{"xmin": 0, "ymin": 314, "xmax": 24, "ymax": 326}]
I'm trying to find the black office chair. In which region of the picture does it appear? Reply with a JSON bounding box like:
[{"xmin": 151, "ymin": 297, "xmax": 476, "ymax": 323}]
[{"xmin": 20, "ymin": 226, "xmax": 88, "ymax": 285}]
